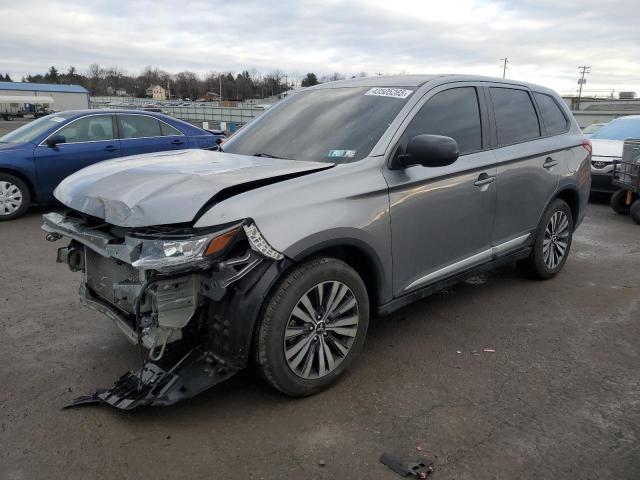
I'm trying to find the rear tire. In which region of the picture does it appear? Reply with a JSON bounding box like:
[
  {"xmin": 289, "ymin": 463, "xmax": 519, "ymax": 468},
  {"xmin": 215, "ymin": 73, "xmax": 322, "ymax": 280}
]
[
  {"xmin": 630, "ymin": 199, "xmax": 640, "ymax": 225},
  {"xmin": 255, "ymin": 257, "xmax": 369, "ymax": 397},
  {"xmin": 517, "ymin": 199, "xmax": 573, "ymax": 280},
  {"xmin": 0, "ymin": 173, "xmax": 31, "ymax": 221},
  {"xmin": 610, "ymin": 189, "xmax": 635, "ymax": 215}
]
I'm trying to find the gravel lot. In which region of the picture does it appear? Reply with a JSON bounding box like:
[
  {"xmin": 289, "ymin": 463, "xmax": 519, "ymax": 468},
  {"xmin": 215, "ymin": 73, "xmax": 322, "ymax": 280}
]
[{"xmin": 0, "ymin": 120, "xmax": 638, "ymax": 479}]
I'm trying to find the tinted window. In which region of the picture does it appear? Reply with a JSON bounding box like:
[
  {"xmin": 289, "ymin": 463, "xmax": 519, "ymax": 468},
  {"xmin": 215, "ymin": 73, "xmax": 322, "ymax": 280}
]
[
  {"xmin": 119, "ymin": 115, "xmax": 162, "ymax": 139},
  {"xmin": 404, "ymin": 87, "xmax": 482, "ymax": 155},
  {"xmin": 160, "ymin": 121, "xmax": 182, "ymax": 136},
  {"xmin": 534, "ymin": 92, "xmax": 568, "ymax": 135},
  {"xmin": 222, "ymin": 87, "xmax": 414, "ymax": 163},
  {"xmin": 490, "ymin": 88, "xmax": 540, "ymax": 145},
  {"xmin": 590, "ymin": 117, "xmax": 640, "ymax": 141},
  {"xmin": 56, "ymin": 115, "xmax": 114, "ymax": 143}
]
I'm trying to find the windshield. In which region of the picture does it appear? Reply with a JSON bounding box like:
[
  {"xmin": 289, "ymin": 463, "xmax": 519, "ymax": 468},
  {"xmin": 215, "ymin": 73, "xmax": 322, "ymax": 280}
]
[
  {"xmin": 222, "ymin": 86, "xmax": 414, "ymax": 163},
  {"xmin": 0, "ymin": 114, "xmax": 71, "ymax": 144},
  {"xmin": 590, "ymin": 117, "xmax": 640, "ymax": 141},
  {"xmin": 582, "ymin": 124, "xmax": 603, "ymax": 134}
]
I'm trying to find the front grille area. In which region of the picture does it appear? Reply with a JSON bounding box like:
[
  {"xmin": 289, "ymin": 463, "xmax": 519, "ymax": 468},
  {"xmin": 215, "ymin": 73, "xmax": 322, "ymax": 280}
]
[{"xmin": 85, "ymin": 247, "xmax": 141, "ymax": 312}]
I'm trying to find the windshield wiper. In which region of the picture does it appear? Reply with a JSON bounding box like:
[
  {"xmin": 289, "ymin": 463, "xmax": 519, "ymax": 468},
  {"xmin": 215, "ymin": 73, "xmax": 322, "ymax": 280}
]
[{"xmin": 253, "ymin": 152, "xmax": 290, "ymax": 160}]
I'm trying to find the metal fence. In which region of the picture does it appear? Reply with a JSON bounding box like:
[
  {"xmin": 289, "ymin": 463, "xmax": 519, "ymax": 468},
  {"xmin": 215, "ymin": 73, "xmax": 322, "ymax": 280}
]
[{"xmin": 90, "ymin": 97, "xmax": 269, "ymax": 129}]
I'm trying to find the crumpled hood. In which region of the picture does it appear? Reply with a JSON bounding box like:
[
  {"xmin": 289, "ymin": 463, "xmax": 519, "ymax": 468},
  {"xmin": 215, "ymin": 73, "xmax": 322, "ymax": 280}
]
[
  {"xmin": 590, "ymin": 138, "xmax": 623, "ymax": 158},
  {"xmin": 54, "ymin": 149, "xmax": 333, "ymax": 227}
]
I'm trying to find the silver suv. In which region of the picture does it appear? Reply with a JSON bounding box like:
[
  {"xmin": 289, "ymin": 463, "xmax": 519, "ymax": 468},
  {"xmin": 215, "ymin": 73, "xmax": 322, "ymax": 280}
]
[{"xmin": 44, "ymin": 75, "xmax": 591, "ymax": 409}]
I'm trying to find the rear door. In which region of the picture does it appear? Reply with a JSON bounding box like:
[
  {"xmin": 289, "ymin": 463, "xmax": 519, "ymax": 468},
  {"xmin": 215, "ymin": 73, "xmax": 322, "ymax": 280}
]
[
  {"xmin": 117, "ymin": 114, "xmax": 189, "ymax": 156},
  {"xmin": 34, "ymin": 114, "xmax": 121, "ymax": 197},
  {"xmin": 487, "ymin": 86, "xmax": 565, "ymax": 249},
  {"xmin": 383, "ymin": 84, "xmax": 498, "ymax": 296}
]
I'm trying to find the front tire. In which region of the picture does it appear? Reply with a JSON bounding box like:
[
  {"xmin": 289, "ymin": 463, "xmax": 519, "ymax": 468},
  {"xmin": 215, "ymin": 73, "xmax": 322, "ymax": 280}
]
[
  {"xmin": 0, "ymin": 174, "xmax": 31, "ymax": 221},
  {"xmin": 517, "ymin": 199, "xmax": 573, "ymax": 279},
  {"xmin": 255, "ymin": 257, "xmax": 369, "ymax": 396}
]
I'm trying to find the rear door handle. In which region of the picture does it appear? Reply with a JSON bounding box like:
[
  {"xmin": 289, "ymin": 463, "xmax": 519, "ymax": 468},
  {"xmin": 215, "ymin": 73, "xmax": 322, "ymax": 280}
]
[
  {"xmin": 104, "ymin": 145, "xmax": 118, "ymax": 152},
  {"xmin": 171, "ymin": 139, "xmax": 185, "ymax": 145},
  {"xmin": 543, "ymin": 157, "xmax": 558, "ymax": 169},
  {"xmin": 474, "ymin": 173, "xmax": 496, "ymax": 187}
]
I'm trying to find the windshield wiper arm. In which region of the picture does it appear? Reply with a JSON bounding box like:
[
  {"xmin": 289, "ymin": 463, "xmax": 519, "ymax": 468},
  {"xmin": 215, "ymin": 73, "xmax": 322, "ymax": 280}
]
[{"xmin": 253, "ymin": 152, "xmax": 290, "ymax": 160}]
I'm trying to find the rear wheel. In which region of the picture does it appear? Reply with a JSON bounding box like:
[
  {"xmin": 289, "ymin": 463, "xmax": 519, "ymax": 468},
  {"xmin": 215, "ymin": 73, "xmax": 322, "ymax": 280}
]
[
  {"xmin": 610, "ymin": 189, "xmax": 635, "ymax": 215},
  {"xmin": 517, "ymin": 199, "xmax": 573, "ymax": 279},
  {"xmin": 630, "ymin": 199, "xmax": 640, "ymax": 225},
  {"xmin": 255, "ymin": 257, "xmax": 369, "ymax": 396},
  {"xmin": 0, "ymin": 174, "xmax": 30, "ymax": 221}
]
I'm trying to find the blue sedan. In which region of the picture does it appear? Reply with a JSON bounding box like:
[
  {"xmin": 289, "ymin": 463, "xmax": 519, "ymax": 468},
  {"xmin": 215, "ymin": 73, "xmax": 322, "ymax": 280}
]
[{"xmin": 0, "ymin": 110, "xmax": 225, "ymax": 220}]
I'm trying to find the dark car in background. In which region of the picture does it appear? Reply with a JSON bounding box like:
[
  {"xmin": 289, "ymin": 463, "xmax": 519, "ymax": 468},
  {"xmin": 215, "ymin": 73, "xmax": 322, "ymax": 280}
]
[{"xmin": 0, "ymin": 110, "xmax": 225, "ymax": 220}]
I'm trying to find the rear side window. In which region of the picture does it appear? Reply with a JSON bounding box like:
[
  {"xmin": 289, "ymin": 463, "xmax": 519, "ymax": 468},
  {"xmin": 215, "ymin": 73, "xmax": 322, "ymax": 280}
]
[
  {"xmin": 118, "ymin": 115, "xmax": 162, "ymax": 139},
  {"xmin": 160, "ymin": 121, "xmax": 182, "ymax": 136},
  {"xmin": 404, "ymin": 87, "xmax": 482, "ymax": 155},
  {"xmin": 534, "ymin": 92, "xmax": 568, "ymax": 135},
  {"xmin": 490, "ymin": 88, "xmax": 540, "ymax": 145}
]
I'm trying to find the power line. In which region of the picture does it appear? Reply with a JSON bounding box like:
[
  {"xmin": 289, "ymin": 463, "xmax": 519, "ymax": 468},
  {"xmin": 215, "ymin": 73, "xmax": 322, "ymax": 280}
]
[{"xmin": 577, "ymin": 66, "xmax": 591, "ymax": 109}]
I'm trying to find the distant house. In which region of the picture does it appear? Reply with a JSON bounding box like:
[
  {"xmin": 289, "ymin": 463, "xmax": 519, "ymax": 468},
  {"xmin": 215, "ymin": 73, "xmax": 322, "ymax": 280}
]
[
  {"xmin": 115, "ymin": 88, "xmax": 128, "ymax": 97},
  {"xmin": 146, "ymin": 85, "xmax": 167, "ymax": 101}
]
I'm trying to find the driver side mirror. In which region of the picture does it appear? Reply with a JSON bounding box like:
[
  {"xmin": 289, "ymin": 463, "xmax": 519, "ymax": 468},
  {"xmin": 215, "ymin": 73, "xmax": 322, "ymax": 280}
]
[
  {"xmin": 396, "ymin": 134, "xmax": 459, "ymax": 168},
  {"xmin": 46, "ymin": 134, "xmax": 66, "ymax": 148}
]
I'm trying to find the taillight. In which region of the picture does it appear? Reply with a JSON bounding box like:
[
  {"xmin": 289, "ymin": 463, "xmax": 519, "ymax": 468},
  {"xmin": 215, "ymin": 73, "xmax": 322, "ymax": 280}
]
[{"xmin": 582, "ymin": 139, "xmax": 592, "ymax": 155}]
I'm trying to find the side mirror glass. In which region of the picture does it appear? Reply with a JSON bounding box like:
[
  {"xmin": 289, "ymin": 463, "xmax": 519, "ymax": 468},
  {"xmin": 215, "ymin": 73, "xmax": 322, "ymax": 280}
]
[
  {"xmin": 398, "ymin": 134, "xmax": 459, "ymax": 168},
  {"xmin": 46, "ymin": 134, "xmax": 66, "ymax": 148}
]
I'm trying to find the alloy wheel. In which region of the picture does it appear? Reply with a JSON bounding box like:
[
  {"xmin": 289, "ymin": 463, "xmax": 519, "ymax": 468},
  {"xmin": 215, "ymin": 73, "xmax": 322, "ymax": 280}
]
[
  {"xmin": 283, "ymin": 281, "xmax": 359, "ymax": 379},
  {"xmin": 543, "ymin": 211, "xmax": 569, "ymax": 269},
  {"xmin": 0, "ymin": 181, "xmax": 23, "ymax": 216}
]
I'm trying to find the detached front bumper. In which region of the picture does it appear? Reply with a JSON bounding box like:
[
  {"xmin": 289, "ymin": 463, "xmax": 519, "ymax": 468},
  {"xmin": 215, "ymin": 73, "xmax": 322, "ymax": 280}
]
[{"xmin": 43, "ymin": 211, "xmax": 286, "ymax": 409}]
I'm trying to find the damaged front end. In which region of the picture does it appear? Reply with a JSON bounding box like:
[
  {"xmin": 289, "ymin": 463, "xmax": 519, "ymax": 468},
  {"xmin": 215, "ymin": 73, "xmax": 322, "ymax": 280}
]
[{"xmin": 43, "ymin": 211, "xmax": 287, "ymax": 409}]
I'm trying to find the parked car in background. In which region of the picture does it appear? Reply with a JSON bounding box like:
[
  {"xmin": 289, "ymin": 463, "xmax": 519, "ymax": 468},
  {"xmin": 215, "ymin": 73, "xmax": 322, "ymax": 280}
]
[
  {"xmin": 0, "ymin": 110, "xmax": 226, "ymax": 220},
  {"xmin": 582, "ymin": 122, "xmax": 606, "ymax": 137},
  {"xmin": 589, "ymin": 115, "xmax": 640, "ymax": 193},
  {"xmin": 44, "ymin": 75, "xmax": 590, "ymax": 409}
]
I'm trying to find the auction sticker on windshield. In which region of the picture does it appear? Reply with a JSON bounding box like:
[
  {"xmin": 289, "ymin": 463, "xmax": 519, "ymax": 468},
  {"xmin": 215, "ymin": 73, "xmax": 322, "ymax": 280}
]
[
  {"xmin": 50, "ymin": 117, "xmax": 66, "ymax": 123},
  {"xmin": 328, "ymin": 150, "xmax": 356, "ymax": 158},
  {"xmin": 365, "ymin": 87, "xmax": 413, "ymax": 99}
]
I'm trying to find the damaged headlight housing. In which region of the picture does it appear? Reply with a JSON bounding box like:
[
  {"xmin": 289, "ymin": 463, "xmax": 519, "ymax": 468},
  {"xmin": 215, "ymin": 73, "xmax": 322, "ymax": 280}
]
[{"xmin": 132, "ymin": 225, "xmax": 241, "ymax": 271}]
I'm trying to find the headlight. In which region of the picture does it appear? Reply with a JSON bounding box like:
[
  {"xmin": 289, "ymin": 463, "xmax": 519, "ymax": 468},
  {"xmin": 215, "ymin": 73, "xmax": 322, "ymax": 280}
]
[{"xmin": 132, "ymin": 226, "xmax": 241, "ymax": 271}]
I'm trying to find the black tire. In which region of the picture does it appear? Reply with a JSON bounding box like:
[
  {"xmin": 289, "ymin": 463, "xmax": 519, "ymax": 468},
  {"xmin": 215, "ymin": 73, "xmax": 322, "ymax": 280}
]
[
  {"xmin": 630, "ymin": 199, "xmax": 640, "ymax": 225},
  {"xmin": 517, "ymin": 199, "xmax": 573, "ymax": 280},
  {"xmin": 255, "ymin": 256, "xmax": 369, "ymax": 397},
  {"xmin": 0, "ymin": 173, "xmax": 31, "ymax": 221},
  {"xmin": 610, "ymin": 189, "xmax": 635, "ymax": 215}
]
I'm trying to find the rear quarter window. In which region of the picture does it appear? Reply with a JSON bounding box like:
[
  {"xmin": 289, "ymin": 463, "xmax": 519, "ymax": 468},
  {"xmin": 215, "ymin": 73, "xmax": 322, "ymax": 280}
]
[
  {"xmin": 490, "ymin": 87, "xmax": 541, "ymax": 146},
  {"xmin": 534, "ymin": 92, "xmax": 569, "ymax": 135}
]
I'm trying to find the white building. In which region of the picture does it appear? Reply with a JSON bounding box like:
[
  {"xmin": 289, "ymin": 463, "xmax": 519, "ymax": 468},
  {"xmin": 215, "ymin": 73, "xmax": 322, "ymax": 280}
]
[
  {"xmin": 146, "ymin": 85, "xmax": 167, "ymax": 101},
  {"xmin": 0, "ymin": 82, "xmax": 89, "ymax": 111}
]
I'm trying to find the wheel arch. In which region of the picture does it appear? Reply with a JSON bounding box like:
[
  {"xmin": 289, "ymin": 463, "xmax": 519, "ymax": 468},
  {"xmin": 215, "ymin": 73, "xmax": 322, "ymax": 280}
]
[{"xmin": 554, "ymin": 185, "xmax": 580, "ymax": 224}]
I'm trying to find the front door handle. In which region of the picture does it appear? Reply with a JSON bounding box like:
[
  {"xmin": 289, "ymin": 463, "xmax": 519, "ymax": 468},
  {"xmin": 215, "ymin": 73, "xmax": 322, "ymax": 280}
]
[
  {"xmin": 104, "ymin": 145, "xmax": 118, "ymax": 152},
  {"xmin": 474, "ymin": 173, "xmax": 496, "ymax": 187},
  {"xmin": 171, "ymin": 139, "xmax": 185, "ymax": 145},
  {"xmin": 543, "ymin": 157, "xmax": 558, "ymax": 169}
]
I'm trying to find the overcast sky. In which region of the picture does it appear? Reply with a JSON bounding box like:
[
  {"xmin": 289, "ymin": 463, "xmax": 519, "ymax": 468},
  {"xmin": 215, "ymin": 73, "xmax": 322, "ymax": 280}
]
[{"xmin": 2, "ymin": 0, "xmax": 639, "ymax": 94}]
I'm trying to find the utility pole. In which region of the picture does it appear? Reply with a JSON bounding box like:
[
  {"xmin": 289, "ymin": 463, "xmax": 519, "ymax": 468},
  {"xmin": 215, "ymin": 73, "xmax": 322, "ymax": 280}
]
[
  {"xmin": 219, "ymin": 73, "xmax": 223, "ymax": 101},
  {"xmin": 500, "ymin": 58, "xmax": 509, "ymax": 78},
  {"xmin": 577, "ymin": 66, "xmax": 590, "ymax": 110}
]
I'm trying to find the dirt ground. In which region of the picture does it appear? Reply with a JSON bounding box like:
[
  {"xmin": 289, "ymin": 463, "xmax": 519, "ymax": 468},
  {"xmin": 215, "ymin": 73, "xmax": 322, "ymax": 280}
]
[{"xmin": 0, "ymin": 159, "xmax": 638, "ymax": 478}]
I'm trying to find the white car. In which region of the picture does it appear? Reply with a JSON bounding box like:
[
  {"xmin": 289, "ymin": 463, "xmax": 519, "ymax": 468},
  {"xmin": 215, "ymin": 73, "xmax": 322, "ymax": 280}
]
[{"xmin": 589, "ymin": 116, "xmax": 640, "ymax": 193}]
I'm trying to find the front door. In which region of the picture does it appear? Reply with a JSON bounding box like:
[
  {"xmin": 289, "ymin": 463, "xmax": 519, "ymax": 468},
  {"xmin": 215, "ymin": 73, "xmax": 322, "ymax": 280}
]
[
  {"xmin": 34, "ymin": 114, "xmax": 121, "ymax": 197},
  {"xmin": 383, "ymin": 85, "xmax": 498, "ymax": 296}
]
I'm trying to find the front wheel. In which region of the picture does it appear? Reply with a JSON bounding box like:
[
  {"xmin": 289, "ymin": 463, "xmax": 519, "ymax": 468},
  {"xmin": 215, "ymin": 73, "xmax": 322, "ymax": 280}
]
[
  {"xmin": 517, "ymin": 199, "xmax": 574, "ymax": 279},
  {"xmin": 255, "ymin": 257, "xmax": 369, "ymax": 396},
  {"xmin": 0, "ymin": 174, "xmax": 31, "ymax": 221},
  {"xmin": 610, "ymin": 189, "xmax": 636, "ymax": 215}
]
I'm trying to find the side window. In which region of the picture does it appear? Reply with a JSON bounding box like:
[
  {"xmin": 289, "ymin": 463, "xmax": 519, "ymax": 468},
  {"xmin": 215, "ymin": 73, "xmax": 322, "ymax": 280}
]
[
  {"xmin": 118, "ymin": 115, "xmax": 162, "ymax": 139},
  {"xmin": 404, "ymin": 87, "xmax": 482, "ymax": 155},
  {"xmin": 533, "ymin": 92, "xmax": 568, "ymax": 136},
  {"xmin": 490, "ymin": 88, "xmax": 541, "ymax": 145},
  {"xmin": 160, "ymin": 121, "xmax": 182, "ymax": 136},
  {"xmin": 56, "ymin": 115, "xmax": 114, "ymax": 143}
]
